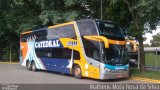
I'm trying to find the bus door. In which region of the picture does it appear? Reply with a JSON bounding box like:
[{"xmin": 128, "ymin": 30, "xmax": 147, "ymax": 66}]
[{"xmin": 85, "ymin": 46, "xmax": 101, "ymax": 79}]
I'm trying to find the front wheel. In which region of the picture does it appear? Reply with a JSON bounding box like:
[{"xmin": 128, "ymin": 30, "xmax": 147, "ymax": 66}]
[{"xmin": 73, "ymin": 65, "xmax": 82, "ymax": 79}]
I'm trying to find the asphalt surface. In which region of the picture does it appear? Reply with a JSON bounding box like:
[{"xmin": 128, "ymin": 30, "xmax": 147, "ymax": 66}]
[{"xmin": 0, "ymin": 63, "xmax": 148, "ymax": 84}]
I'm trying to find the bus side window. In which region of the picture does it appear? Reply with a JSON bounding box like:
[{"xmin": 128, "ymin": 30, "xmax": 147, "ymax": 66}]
[
  {"xmin": 92, "ymin": 48, "xmax": 100, "ymax": 61},
  {"xmin": 51, "ymin": 48, "xmax": 80, "ymax": 60},
  {"xmin": 63, "ymin": 49, "xmax": 71, "ymax": 59},
  {"xmin": 73, "ymin": 50, "xmax": 80, "ymax": 60},
  {"xmin": 47, "ymin": 24, "xmax": 76, "ymax": 39},
  {"xmin": 35, "ymin": 48, "xmax": 80, "ymax": 60},
  {"xmin": 85, "ymin": 47, "xmax": 100, "ymax": 61}
]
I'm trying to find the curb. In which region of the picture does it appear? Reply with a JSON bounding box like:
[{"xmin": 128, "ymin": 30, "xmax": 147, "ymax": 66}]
[
  {"xmin": 131, "ymin": 77, "xmax": 160, "ymax": 84},
  {"xmin": 0, "ymin": 62, "xmax": 19, "ymax": 64}
]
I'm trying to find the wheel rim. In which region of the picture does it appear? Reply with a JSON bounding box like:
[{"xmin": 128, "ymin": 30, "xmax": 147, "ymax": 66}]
[
  {"xmin": 32, "ymin": 62, "xmax": 35, "ymax": 70},
  {"xmin": 26, "ymin": 62, "xmax": 28, "ymax": 67},
  {"xmin": 27, "ymin": 61, "xmax": 32, "ymax": 70},
  {"xmin": 75, "ymin": 68, "xmax": 80, "ymax": 76},
  {"xmin": 27, "ymin": 62, "xmax": 30, "ymax": 68}
]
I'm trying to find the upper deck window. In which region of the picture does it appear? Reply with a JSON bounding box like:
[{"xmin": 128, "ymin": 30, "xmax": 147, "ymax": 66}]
[
  {"xmin": 96, "ymin": 20, "xmax": 125, "ymax": 40},
  {"xmin": 77, "ymin": 20, "xmax": 98, "ymax": 36},
  {"xmin": 47, "ymin": 24, "xmax": 76, "ymax": 39}
]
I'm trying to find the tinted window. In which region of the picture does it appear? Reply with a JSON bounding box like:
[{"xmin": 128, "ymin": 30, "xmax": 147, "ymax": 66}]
[
  {"xmin": 30, "ymin": 28, "xmax": 48, "ymax": 41},
  {"xmin": 103, "ymin": 44, "xmax": 129, "ymax": 65},
  {"xmin": 36, "ymin": 48, "xmax": 80, "ymax": 60},
  {"xmin": 21, "ymin": 28, "xmax": 48, "ymax": 42},
  {"xmin": 85, "ymin": 46, "xmax": 100, "ymax": 61},
  {"xmin": 21, "ymin": 34, "xmax": 28, "ymax": 42},
  {"xmin": 47, "ymin": 25, "xmax": 76, "ymax": 39},
  {"xmin": 96, "ymin": 20, "xmax": 125, "ymax": 40},
  {"xmin": 77, "ymin": 20, "xmax": 98, "ymax": 36},
  {"xmin": 81, "ymin": 37, "xmax": 101, "ymax": 61}
]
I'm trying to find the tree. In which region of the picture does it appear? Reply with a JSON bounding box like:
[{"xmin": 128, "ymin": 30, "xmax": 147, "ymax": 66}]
[
  {"xmin": 150, "ymin": 33, "xmax": 160, "ymax": 47},
  {"xmin": 98, "ymin": 0, "xmax": 160, "ymax": 71},
  {"xmin": 0, "ymin": 0, "xmax": 89, "ymax": 61},
  {"xmin": 11, "ymin": 0, "xmax": 89, "ymax": 32}
]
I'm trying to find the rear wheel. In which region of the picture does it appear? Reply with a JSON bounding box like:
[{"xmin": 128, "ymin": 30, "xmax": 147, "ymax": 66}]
[
  {"xmin": 31, "ymin": 61, "xmax": 37, "ymax": 72},
  {"xmin": 26, "ymin": 61, "xmax": 32, "ymax": 71},
  {"xmin": 73, "ymin": 65, "xmax": 82, "ymax": 79}
]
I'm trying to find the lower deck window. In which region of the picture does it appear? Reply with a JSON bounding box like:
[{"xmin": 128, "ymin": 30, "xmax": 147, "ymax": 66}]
[{"xmin": 36, "ymin": 48, "xmax": 80, "ymax": 60}]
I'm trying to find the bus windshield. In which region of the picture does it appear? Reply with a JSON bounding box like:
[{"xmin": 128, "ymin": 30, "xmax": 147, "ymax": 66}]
[
  {"xmin": 96, "ymin": 20, "xmax": 125, "ymax": 40},
  {"xmin": 102, "ymin": 44, "xmax": 129, "ymax": 65}
]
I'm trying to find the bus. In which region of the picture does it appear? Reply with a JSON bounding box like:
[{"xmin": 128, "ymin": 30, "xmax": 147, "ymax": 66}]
[
  {"xmin": 127, "ymin": 38, "xmax": 139, "ymax": 67},
  {"xmin": 20, "ymin": 19, "xmax": 129, "ymax": 80}
]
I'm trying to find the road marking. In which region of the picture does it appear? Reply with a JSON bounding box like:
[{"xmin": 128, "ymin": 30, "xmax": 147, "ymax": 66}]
[{"xmin": 131, "ymin": 77, "xmax": 160, "ymax": 84}]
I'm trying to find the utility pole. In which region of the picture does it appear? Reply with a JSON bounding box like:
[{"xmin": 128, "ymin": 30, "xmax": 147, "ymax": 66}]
[{"xmin": 10, "ymin": 44, "xmax": 12, "ymax": 63}]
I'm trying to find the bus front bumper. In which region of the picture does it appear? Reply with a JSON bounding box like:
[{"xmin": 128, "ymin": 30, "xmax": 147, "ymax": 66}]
[{"xmin": 100, "ymin": 69, "xmax": 129, "ymax": 80}]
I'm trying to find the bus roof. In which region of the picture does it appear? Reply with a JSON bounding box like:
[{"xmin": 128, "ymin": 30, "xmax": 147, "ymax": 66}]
[
  {"xmin": 21, "ymin": 19, "xmax": 115, "ymax": 35},
  {"xmin": 21, "ymin": 21, "xmax": 75, "ymax": 35},
  {"xmin": 76, "ymin": 19, "xmax": 114, "ymax": 23}
]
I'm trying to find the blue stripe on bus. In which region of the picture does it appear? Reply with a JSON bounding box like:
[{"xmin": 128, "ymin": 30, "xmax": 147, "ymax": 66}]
[
  {"xmin": 105, "ymin": 64, "xmax": 129, "ymax": 70},
  {"xmin": 40, "ymin": 58, "xmax": 70, "ymax": 74}
]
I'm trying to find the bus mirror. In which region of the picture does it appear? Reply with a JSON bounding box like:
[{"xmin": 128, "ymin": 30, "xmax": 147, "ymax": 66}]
[{"xmin": 83, "ymin": 36, "xmax": 109, "ymax": 48}]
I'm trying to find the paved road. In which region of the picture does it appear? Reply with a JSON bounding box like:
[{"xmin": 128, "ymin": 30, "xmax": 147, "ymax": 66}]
[{"xmin": 0, "ymin": 63, "xmax": 148, "ymax": 84}]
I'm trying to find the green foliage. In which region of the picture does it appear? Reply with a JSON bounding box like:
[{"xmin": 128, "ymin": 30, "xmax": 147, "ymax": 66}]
[
  {"xmin": 150, "ymin": 33, "xmax": 160, "ymax": 47},
  {"xmin": 39, "ymin": 10, "xmax": 79, "ymax": 25},
  {"xmin": 105, "ymin": 0, "xmax": 160, "ymax": 36},
  {"xmin": 0, "ymin": 0, "xmax": 89, "ymax": 61},
  {"xmin": 130, "ymin": 68, "xmax": 160, "ymax": 80}
]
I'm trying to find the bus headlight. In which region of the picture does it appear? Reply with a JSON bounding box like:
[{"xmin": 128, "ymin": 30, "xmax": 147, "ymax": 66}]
[{"xmin": 104, "ymin": 67, "xmax": 111, "ymax": 71}]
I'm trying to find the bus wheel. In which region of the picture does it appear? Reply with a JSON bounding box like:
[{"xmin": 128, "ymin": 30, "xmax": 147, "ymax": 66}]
[
  {"xmin": 31, "ymin": 61, "xmax": 37, "ymax": 72},
  {"xmin": 26, "ymin": 61, "xmax": 32, "ymax": 71},
  {"xmin": 73, "ymin": 65, "xmax": 82, "ymax": 79}
]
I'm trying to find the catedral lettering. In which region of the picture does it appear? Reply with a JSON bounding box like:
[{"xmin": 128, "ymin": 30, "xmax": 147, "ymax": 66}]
[{"xmin": 35, "ymin": 40, "xmax": 60, "ymax": 48}]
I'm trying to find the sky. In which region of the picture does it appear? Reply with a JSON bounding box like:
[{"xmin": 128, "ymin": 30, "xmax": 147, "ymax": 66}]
[{"xmin": 143, "ymin": 27, "xmax": 160, "ymax": 45}]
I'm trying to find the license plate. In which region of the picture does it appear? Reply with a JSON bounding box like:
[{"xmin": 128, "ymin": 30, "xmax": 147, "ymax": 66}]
[{"xmin": 116, "ymin": 74, "xmax": 122, "ymax": 78}]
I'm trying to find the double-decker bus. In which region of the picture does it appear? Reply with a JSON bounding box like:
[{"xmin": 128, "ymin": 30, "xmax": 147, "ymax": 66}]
[{"xmin": 20, "ymin": 19, "xmax": 129, "ymax": 80}]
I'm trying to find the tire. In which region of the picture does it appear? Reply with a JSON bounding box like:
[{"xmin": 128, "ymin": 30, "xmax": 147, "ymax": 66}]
[
  {"xmin": 73, "ymin": 65, "xmax": 82, "ymax": 79},
  {"xmin": 26, "ymin": 61, "xmax": 32, "ymax": 71},
  {"xmin": 31, "ymin": 61, "xmax": 37, "ymax": 72}
]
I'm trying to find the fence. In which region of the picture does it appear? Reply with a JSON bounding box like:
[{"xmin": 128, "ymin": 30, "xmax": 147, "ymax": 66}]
[{"xmin": 144, "ymin": 47, "xmax": 160, "ymax": 71}]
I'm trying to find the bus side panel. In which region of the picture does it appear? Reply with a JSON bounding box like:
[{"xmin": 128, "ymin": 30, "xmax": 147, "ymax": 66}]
[
  {"xmin": 20, "ymin": 42, "xmax": 28, "ymax": 64},
  {"xmin": 40, "ymin": 58, "xmax": 70, "ymax": 74},
  {"xmin": 88, "ymin": 64, "xmax": 100, "ymax": 79}
]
